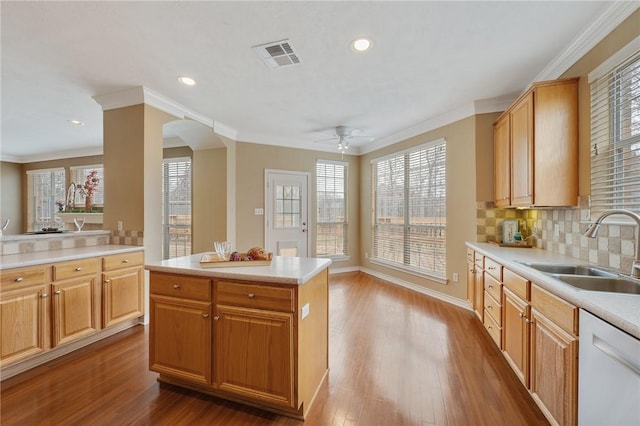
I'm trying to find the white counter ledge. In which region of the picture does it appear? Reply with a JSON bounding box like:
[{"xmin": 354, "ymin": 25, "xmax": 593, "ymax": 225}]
[
  {"xmin": 0, "ymin": 245, "xmax": 143, "ymax": 270},
  {"xmin": 467, "ymin": 242, "xmax": 640, "ymax": 339},
  {"xmin": 145, "ymin": 253, "xmax": 332, "ymax": 285}
]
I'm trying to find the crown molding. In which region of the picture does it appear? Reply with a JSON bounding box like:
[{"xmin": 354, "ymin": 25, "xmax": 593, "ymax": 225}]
[
  {"xmin": 92, "ymin": 86, "xmax": 238, "ymax": 140},
  {"xmin": 533, "ymin": 2, "xmax": 639, "ymax": 82},
  {"xmin": 2, "ymin": 146, "xmax": 104, "ymax": 164}
]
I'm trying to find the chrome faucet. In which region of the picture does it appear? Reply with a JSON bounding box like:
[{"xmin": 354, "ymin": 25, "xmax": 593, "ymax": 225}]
[{"xmin": 584, "ymin": 209, "xmax": 640, "ymax": 279}]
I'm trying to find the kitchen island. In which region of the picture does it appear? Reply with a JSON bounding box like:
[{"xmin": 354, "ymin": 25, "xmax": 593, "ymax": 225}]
[{"xmin": 145, "ymin": 254, "xmax": 331, "ymax": 420}]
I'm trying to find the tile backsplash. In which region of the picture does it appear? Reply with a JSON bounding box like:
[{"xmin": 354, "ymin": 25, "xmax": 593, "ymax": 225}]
[{"xmin": 476, "ymin": 196, "xmax": 638, "ymax": 274}]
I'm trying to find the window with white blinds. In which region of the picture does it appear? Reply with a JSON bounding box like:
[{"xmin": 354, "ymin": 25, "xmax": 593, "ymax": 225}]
[
  {"xmin": 590, "ymin": 46, "xmax": 640, "ymax": 217},
  {"xmin": 26, "ymin": 168, "xmax": 65, "ymax": 231},
  {"xmin": 70, "ymin": 165, "xmax": 104, "ymax": 206},
  {"xmin": 162, "ymin": 158, "xmax": 192, "ymax": 259},
  {"xmin": 371, "ymin": 139, "xmax": 446, "ymax": 279},
  {"xmin": 316, "ymin": 160, "xmax": 348, "ymax": 258}
]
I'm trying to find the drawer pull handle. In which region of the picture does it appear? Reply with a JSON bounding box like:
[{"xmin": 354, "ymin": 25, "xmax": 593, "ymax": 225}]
[
  {"xmin": 248, "ymin": 293, "xmax": 255, "ymax": 299},
  {"xmin": 519, "ymin": 312, "xmax": 524, "ymax": 318},
  {"xmin": 54, "ymin": 290, "xmax": 61, "ymax": 295},
  {"xmin": 173, "ymin": 284, "xmax": 181, "ymax": 289},
  {"xmin": 122, "ymin": 259, "xmax": 129, "ymax": 263},
  {"xmin": 75, "ymin": 267, "xmax": 83, "ymax": 272},
  {"xmin": 487, "ymin": 266, "xmax": 496, "ymax": 270},
  {"xmin": 488, "ymin": 285, "xmax": 493, "ymax": 289},
  {"xmin": 15, "ymin": 277, "xmax": 23, "ymax": 283},
  {"xmin": 41, "ymin": 293, "xmax": 48, "ymax": 298},
  {"xmin": 488, "ymin": 305, "xmax": 493, "ymax": 309},
  {"xmin": 202, "ymin": 313, "xmax": 209, "ymax": 318},
  {"xmin": 104, "ymin": 279, "xmax": 112, "ymax": 284},
  {"xmin": 214, "ymin": 316, "xmax": 220, "ymax": 321},
  {"xmin": 487, "ymin": 325, "xmax": 493, "ymax": 330}
]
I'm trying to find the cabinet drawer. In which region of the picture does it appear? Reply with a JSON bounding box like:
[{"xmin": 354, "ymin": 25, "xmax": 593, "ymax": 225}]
[
  {"xmin": 483, "ymin": 291, "xmax": 502, "ymax": 327},
  {"xmin": 1, "ymin": 265, "xmax": 46, "ymax": 290},
  {"xmin": 466, "ymin": 248, "xmax": 474, "ymax": 262},
  {"xmin": 150, "ymin": 272, "xmax": 212, "ymax": 301},
  {"xmin": 531, "ymin": 284, "xmax": 578, "ymax": 335},
  {"xmin": 474, "ymin": 253, "xmax": 484, "ymax": 269},
  {"xmin": 103, "ymin": 251, "xmax": 144, "ymax": 271},
  {"xmin": 53, "ymin": 258, "xmax": 98, "ymax": 281},
  {"xmin": 484, "ymin": 257, "xmax": 503, "ymax": 281},
  {"xmin": 484, "ymin": 273, "xmax": 502, "ymax": 303},
  {"xmin": 503, "ymin": 268, "xmax": 530, "ymax": 300},
  {"xmin": 483, "ymin": 308, "xmax": 502, "ymax": 348},
  {"xmin": 217, "ymin": 281, "xmax": 294, "ymax": 313}
]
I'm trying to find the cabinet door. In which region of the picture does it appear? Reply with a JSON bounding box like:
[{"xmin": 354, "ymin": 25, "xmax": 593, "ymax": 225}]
[
  {"xmin": 510, "ymin": 92, "xmax": 534, "ymax": 206},
  {"xmin": 494, "ymin": 114, "xmax": 511, "ymax": 207},
  {"xmin": 215, "ymin": 304, "xmax": 294, "ymax": 408},
  {"xmin": 149, "ymin": 295, "xmax": 212, "ymax": 385},
  {"xmin": 0, "ymin": 284, "xmax": 49, "ymax": 366},
  {"xmin": 52, "ymin": 276, "xmax": 97, "ymax": 347},
  {"xmin": 473, "ymin": 266, "xmax": 484, "ymax": 321},
  {"xmin": 530, "ymin": 308, "xmax": 578, "ymax": 426},
  {"xmin": 466, "ymin": 260, "xmax": 475, "ymax": 307},
  {"xmin": 103, "ymin": 265, "xmax": 144, "ymax": 328},
  {"xmin": 502, "ymin": 287, "xmax": 529, "ymax": 387}
]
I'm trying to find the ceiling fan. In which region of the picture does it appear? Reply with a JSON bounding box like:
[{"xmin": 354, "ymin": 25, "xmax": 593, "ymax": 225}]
[{"xmin": 314, "ymin": 126, "xmax": 374, "ymax": 153}]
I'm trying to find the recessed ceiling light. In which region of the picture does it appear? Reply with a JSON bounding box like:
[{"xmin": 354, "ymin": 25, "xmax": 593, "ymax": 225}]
[
  {"xmin": 178, "ymin": 76, "xmax": 196, "ymax": 86},
  {"xmin": 352, "ymin": 38, "xmax": 372, "ymax": 52},
  {"xmin": 68, "ymin": 120, "xmax": 85, "ymax": 126}
]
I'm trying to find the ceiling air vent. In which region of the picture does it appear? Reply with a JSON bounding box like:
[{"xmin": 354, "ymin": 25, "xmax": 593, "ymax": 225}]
[{"xmin": 252, "ymin": 39, "xmax": 302, "ymax": 69}]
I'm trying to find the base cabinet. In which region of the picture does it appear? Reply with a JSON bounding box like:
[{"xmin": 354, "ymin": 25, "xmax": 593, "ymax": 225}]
[
  {"xmin": 503, "ymin": 287, "xmax": 530, "ymax": 387},
  {"xmin": 102, "ymin": 252, "xmax": 145, "ymax": 328},
  {"xmin": 215, "ymin": 305, "xmax": 293, "ymax": 407},
  {"xmin": 52, "ymin": 276, "xmax": 97, "ymax": 347},
  {"xmin": 0, "ymin": 279, "xmax": 49, "ymax": 366}
]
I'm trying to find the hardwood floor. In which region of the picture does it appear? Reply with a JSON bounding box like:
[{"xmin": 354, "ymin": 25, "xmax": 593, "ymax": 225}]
[{"xmin": 1, "ymin": 272, "xmax": 548, "ymax": 425}]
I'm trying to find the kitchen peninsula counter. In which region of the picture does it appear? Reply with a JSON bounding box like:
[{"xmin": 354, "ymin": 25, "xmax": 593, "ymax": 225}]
[
  {"xmin": 145, "ymin": 253, "xmax": 330, "ymax": 420},
  {"xmin": 0, "ymin": 244, "xmax": 142, "ymax": 270}
]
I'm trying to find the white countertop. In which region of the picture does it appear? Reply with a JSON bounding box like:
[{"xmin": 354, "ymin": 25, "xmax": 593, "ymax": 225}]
[
  {"xmin": 145, "ymin": 253, "xmax": 332, "ymax": 285},
  {"xmin": 467, "ymin": 242, "xmax": 640, "ymax": 339},
  {"xmin": 0, "ymin": 245, "xmax": 143, "ymax": 270},
  {"xmin": 0, "ymin": 230, "xmax": 110, "ymax": 242}
]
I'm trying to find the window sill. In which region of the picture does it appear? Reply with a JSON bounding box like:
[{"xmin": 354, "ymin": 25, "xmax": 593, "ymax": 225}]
[{"xmin": 369, "ymin": 258, "xmax": 448, "ymax": 284}]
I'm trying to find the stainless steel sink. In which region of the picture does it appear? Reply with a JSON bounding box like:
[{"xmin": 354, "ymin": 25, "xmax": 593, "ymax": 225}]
[
  {"xmin": 517, "ymin": 262, "xmax": 618, "ymax": 277},
  {"xmin": 550, "ymin": 274, "xmax": 640, "ymax": 295}
]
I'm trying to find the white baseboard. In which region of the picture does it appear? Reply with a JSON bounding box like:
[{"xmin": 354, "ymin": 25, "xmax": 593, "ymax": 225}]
[
  {"xmin": 329, "ymin": 266, "xmax": 360, "ymax": 274},
  {"xmin": 358, "ymin": 266, "xmax": 472, "ymax": 311}
]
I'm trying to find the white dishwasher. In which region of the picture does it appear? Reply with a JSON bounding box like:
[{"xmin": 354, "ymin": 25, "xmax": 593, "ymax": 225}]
[{"xmin": 579, "ymin": 309, "xmax": 640, "ymax": 426}]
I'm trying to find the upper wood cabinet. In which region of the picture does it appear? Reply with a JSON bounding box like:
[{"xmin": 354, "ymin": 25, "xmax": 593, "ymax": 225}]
[{"xmin": 493, "ymin": 78, "xmax": 578, "ymax": 207}]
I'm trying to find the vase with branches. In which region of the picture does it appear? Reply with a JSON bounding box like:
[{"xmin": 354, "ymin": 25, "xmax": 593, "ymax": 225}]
[{"xmin": 78, "ymin": 170, "xmax": 100, "ymax": 212}]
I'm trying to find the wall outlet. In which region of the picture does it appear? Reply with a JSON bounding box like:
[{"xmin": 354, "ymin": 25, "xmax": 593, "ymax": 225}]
[
  {"xmin": 254, "ymin": 208, "xmax": 264, "ymax": 216},
  {"xmin": 117, "ymin": 220, "xmax": 123, "ymax": 231},
  {"xmin": 452, "ymin": 272, "xmax": 459, "ymax": 282},
  {"xmin": 301, "ymin": 303, "xmax": 310, "ymax": 319}
]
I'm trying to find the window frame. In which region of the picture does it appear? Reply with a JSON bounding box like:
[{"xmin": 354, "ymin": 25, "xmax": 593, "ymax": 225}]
[
  {"xmin": 70, "ymin": 164, "xmax": 104, "ymax": 207},
  {"xmin": 26, "ymin": 168, "xmax": 66, "ymax": 232},
  {"xmin": 370, "ymin": 138, "xmax": 447, "ymax": 282},
  {"xmin": 315, "ymin": 159, "xmax": 349, "ymax": 260},
  {"xmin": 162, "ymin": 157, "xmax": 193, "ymax": 260}
]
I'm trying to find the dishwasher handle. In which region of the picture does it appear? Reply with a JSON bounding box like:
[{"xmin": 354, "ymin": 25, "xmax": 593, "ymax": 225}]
[{"xmin": 593, "ymin": 334, "xmax": 640, "ymax": 376}]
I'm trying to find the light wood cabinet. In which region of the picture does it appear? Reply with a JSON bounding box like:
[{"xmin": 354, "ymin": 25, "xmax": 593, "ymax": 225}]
[
  {"xmin": 466, "ymin": 249, "xmax": 475, "ymax": 307},
  {"xmin": 149, "ymin": 272, "xmax": 213, "ymax": 385},
  {"xmin": 51, "ymin": 274, "xmax": 98, "ymax": 347},
  {"xmin": 473, "ymin": 252, "xmax": 484, "ymax": 321},
  {"xmin": 493, "ymin": 78, "xmax": 578, "ymax": 207},
  {"xmin": 102, "ymin": 253, "xmax": 144, "ymax": 328},
  {"xmin": 530, "ymin": 284, "xmax": 578, "ymax": 426},
  {"xmin": 148, "ymin": 267, "xmax": 329, "ymax": 420},
  {"xmin": 503, "ymin": 286, "xmax": 530, "ymax": 386},
  {"xmin": 0, "ymin": 266, "xmax": 49, "ymax": 366},
  {"xmin": 493, "ymin": 114, "xmax": 511, "ymax": 207}
]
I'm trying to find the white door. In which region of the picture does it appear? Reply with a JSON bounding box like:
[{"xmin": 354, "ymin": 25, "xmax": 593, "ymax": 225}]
[{"xmin": 265, "ymin": 170, "xmax": 309, "ymax": 257}]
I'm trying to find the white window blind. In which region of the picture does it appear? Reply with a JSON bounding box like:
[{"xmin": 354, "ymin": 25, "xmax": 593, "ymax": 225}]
[
  {"xmin": 590, "ymin": 49, "xmax": 640, "ymax": 216},
  {"xmin": 162, "ymin": 158, "xmax": 192, "ymax": 259},
  {"xmin": 316, "ymin": 160, "xmax": 347, "ymax": 257},
  {"xmin": 372, "ymin": 139, "xmax": 446, "ymax": 279},
  {"xmin": 26, "ymin": 168, "xmax": 65, "ymax": 231},
  {"xmin": 70, "ymin": 165, "xmax": 104, "ymax": 206}
]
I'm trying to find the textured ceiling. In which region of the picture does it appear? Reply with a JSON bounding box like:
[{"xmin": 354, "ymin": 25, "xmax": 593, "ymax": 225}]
[{"xmin": 0, "ymin": 1, "xmax": 628, "ymax": 162}]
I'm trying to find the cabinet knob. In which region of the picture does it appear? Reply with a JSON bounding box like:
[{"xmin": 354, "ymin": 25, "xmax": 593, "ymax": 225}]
[
  {"xmin": 104, "ymin": 279, "xmax": 111, "ymax": 284},
  {"xmin": 214, "ymin": 316, "xmax": 220, "ymax": 321},
  {"xmin": 173, "ymin": 284, "xmax": 181, "ymax": 289},
  {"xmin": 487, "ymin": 325, "xmax": 493, "ymax": 330},
  {"xmin": 488, "ymin": 305, "xmax": 493, "ymax": 309},
  {"xmin": 54, "ymin": 290, "xmax": 61, "ymax": 295},
  {"xmin": 122, "ymin": 259, "xmax": 129, "ymax": 263},
  {"xmin": 488, "ymin": 284, "xmax": 493, "ymax": 289},
  {"xmin": 41, "ymin": 293, "xmax": 48, "ymax": 298},
  {"xmin": 75, "ymin": 267, "xmax": 82, "ymax": 272},
  {"xmin": 487, "ymin": 266, "xmax": 496, "ymax": 271},
  {"xmin": 247, "ymin": 293, "xmax": 255, "ymax": 299},
  {"xmin": 519, "ymin": 312, "xmax": 524, "ymax": 318},
  {"xmin": 202, "ymin": 313, "xmax": 209, "ymax": 318},
  {"xmin": 15, "ymin": 277, "xmax": 23, "ymax": 283}
]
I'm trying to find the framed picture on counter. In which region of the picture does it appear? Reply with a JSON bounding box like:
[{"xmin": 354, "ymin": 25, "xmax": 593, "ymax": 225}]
[{"xmin": 503, "ymin": 219, "xmax": 518, "ymax": 244}]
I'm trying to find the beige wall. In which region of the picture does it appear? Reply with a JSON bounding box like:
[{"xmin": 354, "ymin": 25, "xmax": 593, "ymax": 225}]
[
  {"xmin": 560, "ymin": 9, "xmax": 640, "ymax": 197},
  {"xmin": 0, "ymin": 161, "xmax": 22, "ymax": 234},
  {"xmin": 235, "ymin": 142, "xmax": 360, "ymax": 268},
  {"xmin": 359, "ymin": 115, "xmax": 482, "ymax": 300},
  {"xmin": 192, "ymin": 147, "xmax": 227, "ymax": 253}
]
